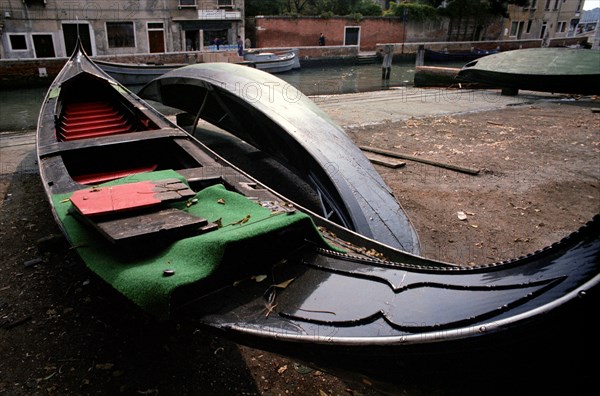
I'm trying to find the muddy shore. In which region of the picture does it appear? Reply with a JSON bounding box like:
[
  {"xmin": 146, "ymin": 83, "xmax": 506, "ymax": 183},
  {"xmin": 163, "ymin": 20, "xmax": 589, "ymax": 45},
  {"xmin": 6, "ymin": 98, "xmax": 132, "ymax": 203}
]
[{"xmin": 1, "ymin": 88, "xmax": 599, "ymax": 395}]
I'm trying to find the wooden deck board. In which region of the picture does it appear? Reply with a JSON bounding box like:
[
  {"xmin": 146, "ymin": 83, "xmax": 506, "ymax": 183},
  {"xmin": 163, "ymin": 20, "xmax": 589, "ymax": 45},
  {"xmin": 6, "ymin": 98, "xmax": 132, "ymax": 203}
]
[{"xmin": 88, "ymin": 207, "xmax": 217, "ymax": 244}]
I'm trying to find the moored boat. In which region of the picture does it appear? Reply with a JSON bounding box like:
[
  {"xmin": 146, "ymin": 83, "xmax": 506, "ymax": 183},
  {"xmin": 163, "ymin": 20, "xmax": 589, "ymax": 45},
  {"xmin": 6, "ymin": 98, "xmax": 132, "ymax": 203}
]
[
  {"xmin": 243, "ymin": 49, "xmax": 300, "ymax": 73},
  {"xmin": 94, "ymin": 58, "xmax": 186, "ymax": 85},
  {"xmin": 458, "ymin": 47, "xmax": 600, "ymax": 95},
  {"xmin": 37, "ymin": 42, "xmax": 600, "ymax": 390}
]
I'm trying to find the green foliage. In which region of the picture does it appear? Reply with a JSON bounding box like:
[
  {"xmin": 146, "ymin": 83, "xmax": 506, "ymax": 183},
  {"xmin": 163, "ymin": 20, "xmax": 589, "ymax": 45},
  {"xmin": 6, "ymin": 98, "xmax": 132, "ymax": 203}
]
[
  {"xmin": 312, "ymin": 0, "xmax": 382, "ymax": 16},
  {"xmin": 347, "ymin": 12, "xmax": 364, "ymax": 21},
  {"xmin": 354, "ymin": 0, "xmax": 383, "ymax": 16},
  {"xmin": 384, "ymin": 2, "xmax": 439, "ymax": 22},
  {"xmin": 245, "ymin": 0, "xmax": 284, "ymax": 17}
]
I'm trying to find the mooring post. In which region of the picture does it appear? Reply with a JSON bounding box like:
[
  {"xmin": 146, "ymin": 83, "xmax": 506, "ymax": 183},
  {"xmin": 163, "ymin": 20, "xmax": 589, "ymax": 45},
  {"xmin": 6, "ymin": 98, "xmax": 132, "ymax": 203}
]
[
  {"xmin": 416, "ymin": 45, "xmax": 425, "ymax": 67},
  {"xmin": 382, "ymin": 44, "xmax": 393, "ymax": 80}
]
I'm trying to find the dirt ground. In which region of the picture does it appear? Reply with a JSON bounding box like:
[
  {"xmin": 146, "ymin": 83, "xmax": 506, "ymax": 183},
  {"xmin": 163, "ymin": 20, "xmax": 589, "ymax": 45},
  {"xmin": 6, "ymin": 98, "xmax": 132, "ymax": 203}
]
[{"xmin": 1, "ymin": 98, "xmax": 599, "ymax": 395}]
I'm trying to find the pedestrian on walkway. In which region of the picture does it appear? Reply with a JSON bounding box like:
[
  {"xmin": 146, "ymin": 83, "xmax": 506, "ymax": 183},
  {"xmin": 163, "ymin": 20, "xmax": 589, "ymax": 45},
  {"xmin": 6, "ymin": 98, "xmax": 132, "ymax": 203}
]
[
  {"xmin": 237, "ymin": 35, "xmax": 243, "ymax": 56},
  {"xmin": 319, "ymin": 33, "xmax": 325, "ymax": 46}
]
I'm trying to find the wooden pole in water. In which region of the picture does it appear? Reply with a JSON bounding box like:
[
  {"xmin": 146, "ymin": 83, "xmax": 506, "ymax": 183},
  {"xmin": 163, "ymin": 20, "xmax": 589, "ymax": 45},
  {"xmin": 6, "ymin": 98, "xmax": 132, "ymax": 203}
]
[
  {"xmin": 382, "ymin": 44, "xmax": 393, "ymax": 80},
  {"xmin": 416, "ymin": 44, "xmax": 425, "ymax": 67}
]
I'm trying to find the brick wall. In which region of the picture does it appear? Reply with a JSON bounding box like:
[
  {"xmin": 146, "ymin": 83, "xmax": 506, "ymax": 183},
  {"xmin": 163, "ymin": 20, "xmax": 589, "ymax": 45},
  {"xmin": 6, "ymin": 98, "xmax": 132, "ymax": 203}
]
[{"xmin": 255, "ymin": 17, "xmax": 408, "ymax": 50}]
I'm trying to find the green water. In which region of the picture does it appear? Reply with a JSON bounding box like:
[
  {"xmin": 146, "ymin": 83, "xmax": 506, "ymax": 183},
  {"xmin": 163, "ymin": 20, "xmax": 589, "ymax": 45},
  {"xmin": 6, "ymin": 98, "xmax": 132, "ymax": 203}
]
[{"xmin": 0, "ymin": 60, "xmax": 463, "ymax": 132}]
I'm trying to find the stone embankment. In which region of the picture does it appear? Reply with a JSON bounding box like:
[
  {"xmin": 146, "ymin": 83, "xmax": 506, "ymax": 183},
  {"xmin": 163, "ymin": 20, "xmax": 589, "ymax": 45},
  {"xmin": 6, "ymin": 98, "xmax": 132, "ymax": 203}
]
[{"xmin": 0, "ymin": 36, "xmax": 584, "ymax": 89}]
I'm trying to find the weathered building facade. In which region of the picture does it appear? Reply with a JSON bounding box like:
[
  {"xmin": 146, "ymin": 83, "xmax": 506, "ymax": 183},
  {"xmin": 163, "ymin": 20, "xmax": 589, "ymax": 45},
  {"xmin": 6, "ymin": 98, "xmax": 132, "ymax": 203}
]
[
  {"xmin": 0, "ymin": 0, "xmax": 245, "ymax": 59},
  {"xmin": 503, "ymin": 0, "xmax": 585, "ymax": 44}
]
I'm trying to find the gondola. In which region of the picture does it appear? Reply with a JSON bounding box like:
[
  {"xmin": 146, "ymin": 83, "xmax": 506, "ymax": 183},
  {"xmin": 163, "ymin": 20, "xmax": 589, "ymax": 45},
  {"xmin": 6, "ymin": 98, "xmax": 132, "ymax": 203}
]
[{"xmin": 37, "ymin": 42, "xmax": 599, "ymax": 390}]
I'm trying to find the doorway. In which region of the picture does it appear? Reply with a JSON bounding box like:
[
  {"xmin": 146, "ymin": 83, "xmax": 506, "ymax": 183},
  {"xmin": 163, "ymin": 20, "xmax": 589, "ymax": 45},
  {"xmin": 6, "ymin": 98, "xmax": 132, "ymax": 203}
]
[
  {"xmin": 344, "ymin": 27, "xmax": 360, "ymax": 46},
  {"xmin": 62, "ymin": 23, "xmax": 92, "ymax": 56},
  {"xmin": 185, "ymin": 30, "xmax": 200, "ymax": 51},
  {"xmin": 148, "ymin": 22, "xmax": 165, "ymax": 53}
]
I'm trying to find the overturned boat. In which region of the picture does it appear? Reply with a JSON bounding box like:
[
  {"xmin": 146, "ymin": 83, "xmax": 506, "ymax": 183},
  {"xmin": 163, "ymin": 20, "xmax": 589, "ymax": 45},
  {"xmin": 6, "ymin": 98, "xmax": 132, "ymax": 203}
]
[
  {"xmin": 424, "ymin": 47, "xmax": 498, "ymax": 62},
  {"xmin": 138, "ymin": 62, "xmax": 420, "ymax": 253},
  {"xmin": 37, "ymin": 42, "xmax": 600, "ymax": 388},
  {"xmin": 458, "ymin": 47, "xmax": 600, "ymax": 95}
]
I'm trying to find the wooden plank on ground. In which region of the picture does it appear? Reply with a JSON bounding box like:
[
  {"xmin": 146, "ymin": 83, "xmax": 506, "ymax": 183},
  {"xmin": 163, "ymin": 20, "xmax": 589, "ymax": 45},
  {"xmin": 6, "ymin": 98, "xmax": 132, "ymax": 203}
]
[
  {"xmin": 364, "ymin": 152, "xmax": 406, "ymax": 168},
  {"xmin": 360, "ymin": 146, "xmax": 480, "ymax": 175}
]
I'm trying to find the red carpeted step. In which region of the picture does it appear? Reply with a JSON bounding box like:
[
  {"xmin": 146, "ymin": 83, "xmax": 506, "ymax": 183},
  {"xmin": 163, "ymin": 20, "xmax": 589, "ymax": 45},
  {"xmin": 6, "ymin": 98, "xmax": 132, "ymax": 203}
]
[
  {"xmin": 60, "ymin": 125, "xmax": 133, "ymax": 141},
  {"xmin": 62, "ymin": 110, "xmax": 121, "ymax": 123},
  {"xmin": 64, "ymin": 101, "xmax": 110, "ymax": 111},
  {"xmin": 61, "ymin": 114, "xmax": 127, "ymax": 129},
  {"xmin": 59, "ymin": 101, "xmax": 135, "ymax": 141}
]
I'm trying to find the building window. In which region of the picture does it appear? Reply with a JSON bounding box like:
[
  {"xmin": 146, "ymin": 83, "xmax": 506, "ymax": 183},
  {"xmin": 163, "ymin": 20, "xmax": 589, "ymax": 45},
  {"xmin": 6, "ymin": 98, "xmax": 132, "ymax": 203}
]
[
  {"xmin": 106, "ymin": 22, "xmax": 135, "ymax": 48},
  {"xmin": 553, "ymin": 0, "xmax": 559, "ymax": 10},
  {"xmin": 526, "ymin": 20, "xmax": 533, "ymax": 34},
  {"xmin": 8, "ymin": 34, "xmax": 28, "ymax": 51},
  {"xmin": 544, "ymin": 0, "xmax": 551, "ymax": 10},
  {"xmin": 179, "ymin": 0, "xmax": 196, "ymax": 7},
  {"xmin": 530, "ymin": 0, "xmax": 537, "ymax": 9},
  {"xmin": 577, "ymin": 0, "xmax": 583, "ymax": 11},
  {"xmin": 218, "ymin": 0, "xmax": 234, "ymax": 7},
  {"xmin": 32, "ymin": 34, "xmax": 56, "ymax": 58},
  {"xmin": 510, "ymin": 21, "xmax": 524, "ymax": 37},
  {"xmin": 556, "ymin": 21, "xmax": 567, "ymax": 33}
]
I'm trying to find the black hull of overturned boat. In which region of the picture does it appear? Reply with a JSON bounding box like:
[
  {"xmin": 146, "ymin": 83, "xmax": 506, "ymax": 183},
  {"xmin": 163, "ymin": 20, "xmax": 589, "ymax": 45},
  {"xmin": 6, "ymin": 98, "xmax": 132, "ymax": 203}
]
[
  {"xmin": 138, "ymin": 63, "xmax": 420, "ymax": 253},
  {"xmin": 424, "ymin": 48, "xmax": 498, "ymax": 62},
  {"xmin": 37, "ymin": 42, "xmax": 600, "ymax": 390}
]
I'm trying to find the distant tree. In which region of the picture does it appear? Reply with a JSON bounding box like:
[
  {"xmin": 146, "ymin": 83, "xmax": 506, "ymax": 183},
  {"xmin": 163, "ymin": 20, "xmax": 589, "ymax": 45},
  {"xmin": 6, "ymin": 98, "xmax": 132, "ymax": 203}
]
[
  {"xmin": 286, "ymin": 0, "xmax": 312, "ymax": 13},
  {"xmin": 354, "ymin": 0, "xmax": 383, "ymax": 16},
  {"xmin": 384, "ymin": 2, "xmax": 439, "ymax": 21},
  {"xmin": 246, "ymin": 0, "xmax": 383, "ymax": 17},
  {"xmin": 246, "ymin": 0, "xmax": 284, "ymax": 17},
  {"xmin": 417, "ymin": 0, "xmax": 530, "ymax": 40}
]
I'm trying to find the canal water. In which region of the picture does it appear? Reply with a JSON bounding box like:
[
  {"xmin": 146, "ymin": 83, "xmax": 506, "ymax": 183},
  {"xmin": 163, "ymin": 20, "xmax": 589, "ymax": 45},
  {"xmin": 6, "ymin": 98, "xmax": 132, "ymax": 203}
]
[{"xmin": 0, "ymin": 60, "xmax": 461, "ymax": 132}]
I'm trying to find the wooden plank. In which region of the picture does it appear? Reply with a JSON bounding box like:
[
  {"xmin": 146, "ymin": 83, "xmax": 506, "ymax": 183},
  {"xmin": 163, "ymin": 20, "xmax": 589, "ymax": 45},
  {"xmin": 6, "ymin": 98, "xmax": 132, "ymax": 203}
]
[
  {"xmin": 360, "ymin": 146, "xmax": 480, "ymax": 175},
  {"xmin": 70, "ymin": 178, "xmax": 196, "ymax": 216},
  {"xmin": 364, "ymin": 152, "xmax": 406, "ymax": 169},
  {"xmin": 89, "ymin": 208, "xmax": 217, "ymax": 244}
]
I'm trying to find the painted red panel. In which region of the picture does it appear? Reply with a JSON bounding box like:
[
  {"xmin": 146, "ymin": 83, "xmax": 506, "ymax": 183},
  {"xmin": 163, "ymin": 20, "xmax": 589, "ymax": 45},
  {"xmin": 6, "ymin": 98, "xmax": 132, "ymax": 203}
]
[{"xmin": 70, "ymin": 180, "xmax": 162, "ymax": 216}]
